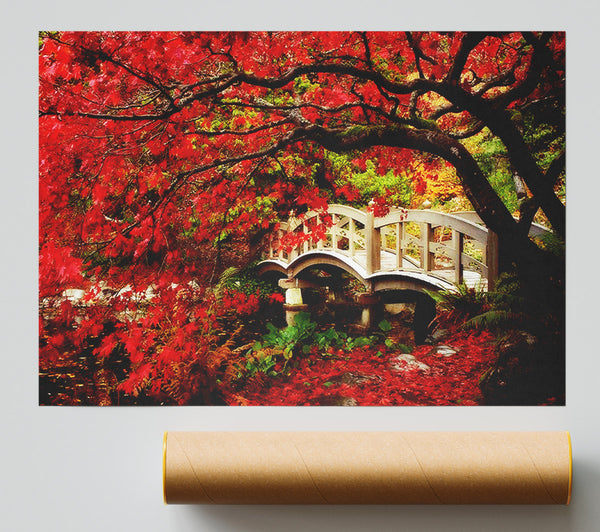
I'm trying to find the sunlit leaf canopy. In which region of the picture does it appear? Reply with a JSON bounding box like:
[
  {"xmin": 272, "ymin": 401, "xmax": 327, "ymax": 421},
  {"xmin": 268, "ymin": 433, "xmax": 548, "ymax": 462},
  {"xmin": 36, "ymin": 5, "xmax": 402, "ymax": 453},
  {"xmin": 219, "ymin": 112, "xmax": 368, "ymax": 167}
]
[{"xmin": 39, "ymin": 32, "xmax": 565, "ymax": 289}]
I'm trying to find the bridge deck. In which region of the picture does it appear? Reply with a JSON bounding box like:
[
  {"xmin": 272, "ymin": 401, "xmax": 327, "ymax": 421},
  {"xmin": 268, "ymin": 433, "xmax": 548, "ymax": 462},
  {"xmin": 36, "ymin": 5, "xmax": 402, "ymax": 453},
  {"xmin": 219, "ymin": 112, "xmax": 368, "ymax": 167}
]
[
  {"xmin": 375, "ymin": 250, "xmax": 487, "ymax": 290},
  {"xmin": 262, "ymin": 248, "xmax": 487, "ymax": 292}
]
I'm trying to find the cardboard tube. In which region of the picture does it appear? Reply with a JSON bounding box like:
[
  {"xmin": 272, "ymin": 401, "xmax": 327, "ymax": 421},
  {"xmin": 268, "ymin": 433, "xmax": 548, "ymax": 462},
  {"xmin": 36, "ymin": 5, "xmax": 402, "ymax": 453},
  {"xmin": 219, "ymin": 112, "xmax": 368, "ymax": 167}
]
[{"xmin": 163, "ymin": 431, "xmax": 572, "ymax": 505}]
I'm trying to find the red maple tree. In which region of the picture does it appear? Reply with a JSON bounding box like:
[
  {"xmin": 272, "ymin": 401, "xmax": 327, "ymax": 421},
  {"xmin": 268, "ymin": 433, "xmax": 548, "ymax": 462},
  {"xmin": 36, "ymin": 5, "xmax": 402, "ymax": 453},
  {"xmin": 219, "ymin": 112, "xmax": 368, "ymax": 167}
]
[{"xmin": 39, "ymin": 32, "xmax": 565, "ymax": 405}]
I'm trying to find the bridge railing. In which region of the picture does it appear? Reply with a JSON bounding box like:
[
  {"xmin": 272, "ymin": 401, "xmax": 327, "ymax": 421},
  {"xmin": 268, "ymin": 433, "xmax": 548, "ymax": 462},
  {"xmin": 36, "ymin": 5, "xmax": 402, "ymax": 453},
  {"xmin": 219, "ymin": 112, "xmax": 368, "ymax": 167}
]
[
  {"xmin": 267, "ymin": 204, "xmax": 368, "ymax": 262},
  {"xmin": 375, "ymin": 208, "xmax": 496, "ymax": 287},
  {"xmin": 265, "ymin": 204, "xmax": 500, "ymax": 289}
]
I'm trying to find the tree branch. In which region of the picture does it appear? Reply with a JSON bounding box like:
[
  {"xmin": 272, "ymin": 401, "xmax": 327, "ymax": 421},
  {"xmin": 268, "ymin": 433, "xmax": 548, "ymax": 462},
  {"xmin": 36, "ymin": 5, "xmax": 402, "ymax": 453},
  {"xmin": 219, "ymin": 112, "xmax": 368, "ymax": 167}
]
[
  {"xmin": 405, "ymin": 32, "xmax": 436, "ymax": 80},
  {"xmin": 445, "ymin": 32, "xmax": 488, "ymax": 83}
]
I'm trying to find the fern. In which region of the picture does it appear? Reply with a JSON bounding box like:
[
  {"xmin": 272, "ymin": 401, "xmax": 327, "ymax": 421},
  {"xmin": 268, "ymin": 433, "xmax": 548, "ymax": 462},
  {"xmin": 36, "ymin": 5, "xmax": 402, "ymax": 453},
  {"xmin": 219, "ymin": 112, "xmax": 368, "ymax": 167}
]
[
  {"xmin": 463, "ymin": 310, "xmax": 523, "ymax": 330},
  {"xmin": 214, "ymin": 266, "xmax": 240, "ymax": 299},
  {"xmin": 426, "ymin": 284, "xmax": 489, "ymax": 322},
  {"xmin": 215, "ymin": 263, "xmax": 281, "ymax": 301}
]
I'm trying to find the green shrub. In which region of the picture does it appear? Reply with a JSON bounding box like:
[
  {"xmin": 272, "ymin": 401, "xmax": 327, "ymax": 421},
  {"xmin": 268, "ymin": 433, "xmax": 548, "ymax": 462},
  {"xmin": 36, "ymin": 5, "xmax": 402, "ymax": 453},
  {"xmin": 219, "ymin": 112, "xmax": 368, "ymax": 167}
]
[
  {"xmin": 240, "ymin": 314, "xmax": 405, "ymax": 379},
  {"xmin": 427, "ymin": 284, "xmax": 489, "ymax": 324}
]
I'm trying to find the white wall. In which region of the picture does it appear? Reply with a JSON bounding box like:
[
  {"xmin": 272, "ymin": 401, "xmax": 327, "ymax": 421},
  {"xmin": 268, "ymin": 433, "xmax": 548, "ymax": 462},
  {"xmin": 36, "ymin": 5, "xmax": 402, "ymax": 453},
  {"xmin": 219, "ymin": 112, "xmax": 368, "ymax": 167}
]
[{"xmin": 2, "ymin": 2, "xmax": 599, "ymax": 530}]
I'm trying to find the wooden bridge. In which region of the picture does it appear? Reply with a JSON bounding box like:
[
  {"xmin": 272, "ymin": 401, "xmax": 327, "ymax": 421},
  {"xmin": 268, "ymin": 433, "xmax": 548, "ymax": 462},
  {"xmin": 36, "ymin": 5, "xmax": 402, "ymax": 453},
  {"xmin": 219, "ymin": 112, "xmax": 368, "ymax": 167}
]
[
  {"xmin": 261, "ymin": 204, "xmax": 492, "ymax": 292},
  {"xmin": 257, "ymin": 203, "xmax": 549, "ymax": 329}
]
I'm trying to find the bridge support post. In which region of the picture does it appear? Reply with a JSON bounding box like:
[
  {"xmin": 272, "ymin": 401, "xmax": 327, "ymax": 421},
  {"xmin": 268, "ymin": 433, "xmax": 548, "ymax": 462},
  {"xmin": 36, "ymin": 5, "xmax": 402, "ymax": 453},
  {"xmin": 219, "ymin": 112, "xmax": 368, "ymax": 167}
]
[
  {"xmin": 283, "ymin": 304, "xmax": 309, "ymax": 326},
  {"xmin": 279, "ymin": 278, "xmax": 311, "ymax": 326},
  {"xmin": 283, "ymin": 288, "xmax": 309, "ymax": 326},
  {"xmin": 355, "ymin": 292, "xmax": 381, "ymax": 329}
]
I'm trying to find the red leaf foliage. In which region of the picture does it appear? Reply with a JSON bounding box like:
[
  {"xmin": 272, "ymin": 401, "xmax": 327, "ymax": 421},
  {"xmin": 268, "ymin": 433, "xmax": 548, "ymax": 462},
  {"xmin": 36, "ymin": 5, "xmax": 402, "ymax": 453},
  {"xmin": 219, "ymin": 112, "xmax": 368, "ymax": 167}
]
[
  {"xmin": 226, "ymin": 328, "xmax": 496, "ymax": 406},
  {"xmin": 38, "ymin": 31, "xmax": 564, "ymax": 405}
]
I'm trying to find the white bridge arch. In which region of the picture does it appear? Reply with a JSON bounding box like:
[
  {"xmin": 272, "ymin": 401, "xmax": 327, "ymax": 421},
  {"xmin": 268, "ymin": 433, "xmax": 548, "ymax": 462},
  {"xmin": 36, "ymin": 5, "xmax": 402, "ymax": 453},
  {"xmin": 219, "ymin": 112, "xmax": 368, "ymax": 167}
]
[{"xmin": 258, "ymin": 204, "xmax": 550, "ymax": 293}]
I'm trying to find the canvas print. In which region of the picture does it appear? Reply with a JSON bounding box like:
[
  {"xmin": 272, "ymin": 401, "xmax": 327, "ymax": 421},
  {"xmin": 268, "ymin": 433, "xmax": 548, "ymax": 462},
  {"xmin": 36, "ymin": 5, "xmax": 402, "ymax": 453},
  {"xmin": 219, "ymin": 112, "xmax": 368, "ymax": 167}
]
[{"xmin": 39, "ymin": 31, "xmax": 565, "ymax": 406}]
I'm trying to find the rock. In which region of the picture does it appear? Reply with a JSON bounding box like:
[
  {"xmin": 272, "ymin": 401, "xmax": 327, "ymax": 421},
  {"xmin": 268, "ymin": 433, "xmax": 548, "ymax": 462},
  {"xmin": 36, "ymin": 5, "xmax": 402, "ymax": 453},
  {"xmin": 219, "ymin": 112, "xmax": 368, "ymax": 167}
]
[
  {"xmin": 435, "ymin": 345, "xmax": 457, "ymax": 357},
  {"xmin": 339, "ymin": 372, "xmax": 379, "ymax": 386},
  {"xmin": 426, "ymin": 328, "xmax": 449, "ymax": 344},
  {"xmin": 497, "ymin": 331, "xmax": 538, "ymax": 356},
  {"xmin": 390, "ymin": 353, "xmax": 430, "ymax": 373},
  {"xmin": 384, "ymin": 303, "xmax": 414, "ymax": 315}
]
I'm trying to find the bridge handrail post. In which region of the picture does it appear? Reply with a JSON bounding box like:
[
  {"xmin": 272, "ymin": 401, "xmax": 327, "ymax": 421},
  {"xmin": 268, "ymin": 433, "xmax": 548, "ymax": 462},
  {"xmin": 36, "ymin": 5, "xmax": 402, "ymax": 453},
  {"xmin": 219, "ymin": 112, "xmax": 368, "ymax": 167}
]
[
  {"xmin": 452, "ymin": 230, "xmax": 464, "ymax": 285},
  {"xmin": 395, "ymin": 222, "xmax": 403, "ymax": 269},
  {"xmin": 277, "ymin": 229, "xmax": 284, "ymax": 261},
  {"xmin": 287, "ymin": 213, "xmax": 297, "ymax": 261},
  {"xmin": 486, "ymin": 230, "xmax": 499, "ymax": 290},
  {"xmin": 365, "ymin": 207, "xmax": 381, "ymax": 275},
  {"xmin": 331, "ymin": 213, "xmax": 338, "ymax": 251},
  {"xmin": 302, "ymin": 223, "xmax": 309, "ymax": 253},
  {"xmin": 422, "ymin": 223, "xmax": 435, "ymax": 273},
  {"xmin": 316, "ymin": 214, "xmax": 324, "ymax": 250}
]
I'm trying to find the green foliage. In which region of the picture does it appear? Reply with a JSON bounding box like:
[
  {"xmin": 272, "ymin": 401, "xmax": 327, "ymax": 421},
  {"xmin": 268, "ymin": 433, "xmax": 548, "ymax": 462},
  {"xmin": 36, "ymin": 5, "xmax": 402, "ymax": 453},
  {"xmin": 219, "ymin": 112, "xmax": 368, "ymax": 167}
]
[
  {"xmin": 345, "ymin": 160, "xmax": 413, "ymax": 207},
  {"xmin": 261, "ymin": 312, "xmax": 370, "ymax": 355},
  {"xmin": 215, "ymin": 264, "xmax": 281, "ymax": 300},
  {"xmin": 535, "ymin": 231, "xmax": 565, "ymax": 258},
  {"xmin": 427, "ymin": 284, "xmax": 489, "ymax": 323},
  {"xmin": 314, "ymin": 327, "xmax": 348, "ymax": 350},
  {"xmin": 378, "ymin": 319, "xmax": 393, "ymax": 332},
  {"xmin": 242, "ymin": 349, "xmax": 278, "ymax": 378},
  {"xmin": 215, "ymin": 266, "xmax": 240, "ymax": 295},
  {"xmin": 344, "ymin": 335, "xmax": 374, "ymax": 350},
  {"xmin": 241, "ymin": 314, "xmax": 407, "ymax": 380},
  {"xmin": 461, "ymin": 271, "xmax": 555, "ymax": 334},
  {"xmin": 429, "ymin": 273, "xmax": 547, "ymax": 333},
  {"xmin": 463, "ymin": 309, "xmax": 522, "ymax": 330},
  {"xmin": 521, "ymin": 106, "xmax": 564, "ymax": 162},
  {"xmin": 520, "ymin": 103, "xmax": 565, "ymax": 203},
  {"xmin": 462, "ymin": 239, "xmax": 484, "ymax": 263},
  {"xmin": 262, "ymin": 312, "xmax": 316, "ymax": 353},
  {"xmin": 462, "ymin": 130, "xmax": 519, "ymax": 213},
  {"xmin": 240, "ymin": 312, "xmax": 317, "ymax": 377},
  {"xmin": 294, "ymin": 75, "xmax": 318, "ymax": 95},
  {"xmin": 377, "ymin": 319, "xmax": 411, "ymax": 353}
]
